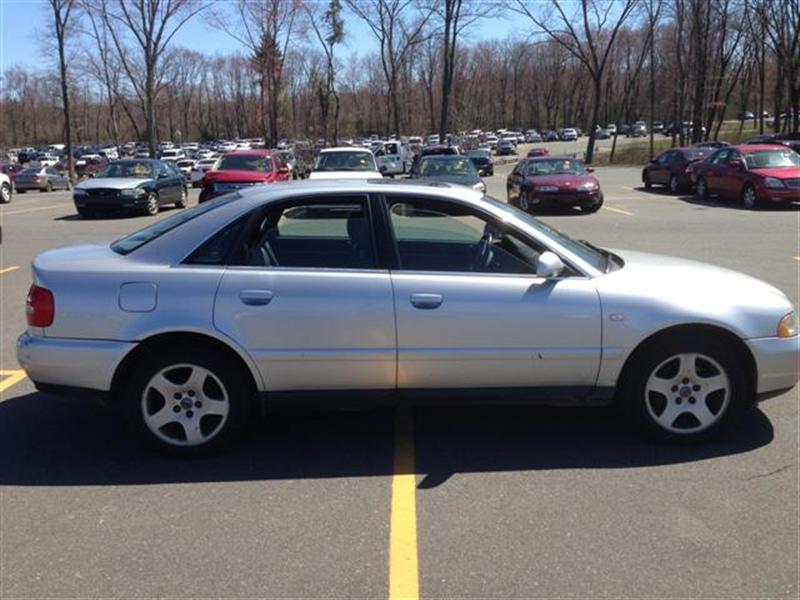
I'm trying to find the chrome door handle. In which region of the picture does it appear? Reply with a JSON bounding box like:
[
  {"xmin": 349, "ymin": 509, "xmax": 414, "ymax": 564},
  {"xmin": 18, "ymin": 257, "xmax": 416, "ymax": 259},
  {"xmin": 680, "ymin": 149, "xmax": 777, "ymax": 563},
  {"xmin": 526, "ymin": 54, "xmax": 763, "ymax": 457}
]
[
  {"xmin": 410, "ymin": 293, "xmax": 443, "ymax": 309},
  {"xmin": 239, "ymin": 289, "xmax": 273, "ymax": 306}
]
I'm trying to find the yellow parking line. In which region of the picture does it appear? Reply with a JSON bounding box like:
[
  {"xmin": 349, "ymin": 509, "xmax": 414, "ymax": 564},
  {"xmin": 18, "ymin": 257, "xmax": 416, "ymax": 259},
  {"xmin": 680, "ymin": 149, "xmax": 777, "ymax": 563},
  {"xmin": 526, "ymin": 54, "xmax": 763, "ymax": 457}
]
[
  {"xmin": 389, "ymin": 407, "xmax": 419, "ymax": 600},
  {"xmin": 0, "ymin": 265, "xmax": 20, "ymax": 275},
  {"xmin": 604, "ymin": 206, "xmax": 634, "ymax": 216},
  {"xmin": 1, "ymin": 204, "xmax": 65, "ymax": 216},
  {"xmin": 0, "ymin": 369, "xmax": 27, "ymax": 394}
]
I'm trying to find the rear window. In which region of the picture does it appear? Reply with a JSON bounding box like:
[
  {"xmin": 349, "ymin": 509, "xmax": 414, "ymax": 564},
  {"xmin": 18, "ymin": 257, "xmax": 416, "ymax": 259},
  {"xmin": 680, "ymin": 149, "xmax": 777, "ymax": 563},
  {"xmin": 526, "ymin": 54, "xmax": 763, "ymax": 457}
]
[
  {"xmin": 111, "ymin": 195, "xmax": 237, "ymax": 255},
  {"xmin": 218, "ymin": 154, "xmax": 271, "ymax": 172}
]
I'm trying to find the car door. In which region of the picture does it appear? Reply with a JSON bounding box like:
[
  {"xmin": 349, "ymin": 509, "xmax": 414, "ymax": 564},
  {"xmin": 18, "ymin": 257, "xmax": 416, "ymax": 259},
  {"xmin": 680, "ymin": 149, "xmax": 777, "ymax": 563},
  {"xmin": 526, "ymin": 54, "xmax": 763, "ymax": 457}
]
[
  {"xmin": 705, "ymin": 149, "xmax": 729, "ymax": 194},
  {"xmin": 506, "ymin": 160, "xmax": 526, "ymax": 203},
  {"xmin": 155, "ymin": 161, "xmax": 180, "ymax": 203},
  {"xmin": 722, "ymin": 149, "xmax": 746, "ymax": 197},
  {"xmin": 213, "ymin": 194, "xmax": 396, "ymax": 391},
  {"xmin": 383, "ymin": 195, "xmax": 602, "ymax": 390}
]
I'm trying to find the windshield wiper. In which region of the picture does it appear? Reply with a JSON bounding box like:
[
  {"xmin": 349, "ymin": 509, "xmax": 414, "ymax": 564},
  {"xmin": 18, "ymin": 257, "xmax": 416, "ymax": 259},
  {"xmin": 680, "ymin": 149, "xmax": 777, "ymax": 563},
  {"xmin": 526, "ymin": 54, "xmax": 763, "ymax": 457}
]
[{"xmin": 579, "ymin": 239, "xmax": 612, "ymax": 273}]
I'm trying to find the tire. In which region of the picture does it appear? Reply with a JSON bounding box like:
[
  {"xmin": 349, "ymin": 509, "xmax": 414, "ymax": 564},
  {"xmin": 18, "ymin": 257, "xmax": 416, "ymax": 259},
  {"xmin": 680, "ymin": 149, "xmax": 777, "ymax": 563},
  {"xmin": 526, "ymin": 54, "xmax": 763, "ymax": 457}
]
[
  {"xmin": 144, "ymin": 192, "xmax": 159, "ymax": 216},
  {"xmin": 668, "ymin": 174, "xmax": 679, "ymax": 194},
  {"xmin": 44, "ymin": 181, "xmax": 53, "ymax": 193},
  {"xmin": 620, "ymin": 334, "xmax": 745, "ymax": 443},
  {"xmin": 581, "ymin": 195, "xmax": 603, "ymax": 213},
  {"xmin": 16, "ymin": 189, "xmax": 26, "ymax": 194},
  {"xmin": 121, "ymin": 346, "xmax": 252, "ymax": 456},
  {"xmin": 519, "ymin": 192, "xmax": 532, "ymax": 212},
  {"xmin": 0, "ymin": 183, "xmax": 11, "ymax": 204},
  {"xmin": 175, "ymin": 187, "xmax": 187, "ymax": 208},
  {"xmin": 643, "ymin": 171, "xmax": 652, "ymax": 189},
  {"xmin": 742, "ymin": 185, "xmax": 759, "ymax": 210},
  {"xmin": 65, "ymin": 179, "xmax": 72, "ymax": 191},
  {"xmin": 695, "ymin": 177, "xmax": 709, "ymax": 199},
  {"xmin": 77, "ymin": 207, "xmax": 95, "ymax": 218}
]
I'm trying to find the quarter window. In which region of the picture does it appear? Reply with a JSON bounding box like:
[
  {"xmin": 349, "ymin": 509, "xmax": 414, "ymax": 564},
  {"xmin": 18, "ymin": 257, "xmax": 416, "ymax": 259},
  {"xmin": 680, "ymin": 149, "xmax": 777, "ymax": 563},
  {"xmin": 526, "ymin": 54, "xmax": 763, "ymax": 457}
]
[{"xmin": 387, "ymin": 197, "xmax": 545, "ymax": 275}]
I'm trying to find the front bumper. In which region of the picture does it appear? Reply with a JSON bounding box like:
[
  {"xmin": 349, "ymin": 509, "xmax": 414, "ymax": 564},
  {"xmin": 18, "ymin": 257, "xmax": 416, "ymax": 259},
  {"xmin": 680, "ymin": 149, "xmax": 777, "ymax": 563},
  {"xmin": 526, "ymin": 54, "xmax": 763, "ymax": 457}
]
[
  {"xmin": 528, "ymin": 190, "xmax": 601, "ymax": 207},
  {"xmin": 17, "ymin": 333, "xmax": 136, "ymax": 392},
  {"xmin": 74, "ymin": 192, "xmax": 147, "ymax": 210},
  {"xmin": 746, "ymin": 336, "xmax": 800, "ymax": 395},
  {"xmin": 758, "ymin": 187, "xmax": 800, "ymax": 204}
]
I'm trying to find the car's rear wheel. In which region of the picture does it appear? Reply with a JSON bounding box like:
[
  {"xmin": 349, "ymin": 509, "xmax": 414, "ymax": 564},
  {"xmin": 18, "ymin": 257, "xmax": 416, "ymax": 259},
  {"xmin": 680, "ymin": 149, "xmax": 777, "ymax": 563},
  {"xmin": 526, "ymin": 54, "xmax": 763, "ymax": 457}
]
[
  {"xmin": 122, "ymin": 349, "xmax": 252, "ymax": 456},
  {"xmin": 175, "ymin": 187, "xmax": 187, "ymax": 208},
  {"xmin": 742, "ymin": 185, "xmax": 759, "ymax": 210},
  {"xmin": 695, "ymin": 177, "xmax": 709, "ymax": 199},
  {"xmin": 668, "ymin": 175, "xmax": 679, "ymax": 194},
  {"xmin": 0, "ymin": 183, "xmax": 11, "ymax": 204},
  {"xmin": 144, "ymin": 192, "xmax": 159, "ymax": 216},
  {"xmin": 621, "ymin": 335, "xmax": 745, "ymax": 442}
]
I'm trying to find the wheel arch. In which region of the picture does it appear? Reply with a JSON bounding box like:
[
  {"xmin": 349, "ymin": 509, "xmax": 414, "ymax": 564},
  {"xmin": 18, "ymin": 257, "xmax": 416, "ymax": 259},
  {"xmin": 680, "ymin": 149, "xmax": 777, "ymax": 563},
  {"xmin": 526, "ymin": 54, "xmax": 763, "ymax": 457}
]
[
  {"xmin": 110, "ymin": 331, "xmax": 262, "ymax": 401},
  {"xmin": 616, "ymin": 323, "xmax": 757, "ymax": 405}
]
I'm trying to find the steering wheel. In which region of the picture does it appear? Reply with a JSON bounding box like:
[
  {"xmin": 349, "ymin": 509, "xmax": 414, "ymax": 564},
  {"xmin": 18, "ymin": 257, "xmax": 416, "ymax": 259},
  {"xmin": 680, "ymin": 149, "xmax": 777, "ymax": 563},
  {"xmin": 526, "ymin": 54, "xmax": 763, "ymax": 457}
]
[{"xmin": 469, "ymin": 228, "xmax": 498, "ymax": 272}]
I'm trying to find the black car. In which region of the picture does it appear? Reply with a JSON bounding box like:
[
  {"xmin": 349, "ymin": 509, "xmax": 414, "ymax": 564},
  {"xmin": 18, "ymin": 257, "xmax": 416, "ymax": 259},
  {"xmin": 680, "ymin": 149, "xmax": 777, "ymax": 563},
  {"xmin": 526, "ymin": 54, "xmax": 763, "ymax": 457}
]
[
  {"xmin": 409, "ymin": 155, "xmax": 485, "ymax": 193},
  {"xmin": 744, "ymin": 133, "xmax": 800, "ymax": 154},
  {"xmin": 72, "ymin": 159, "xmax": 187, "ymax": 218},
  {"xmin": 642, "ymin": 147, "xmax": 712, "ymax": 194},
  {"xmin": 496, "ymin": 139, "xmax": 516, "ymax": 156},
  {"xmin": 465, "ymin": 149, "xmax": 494, "ymax": 176}
]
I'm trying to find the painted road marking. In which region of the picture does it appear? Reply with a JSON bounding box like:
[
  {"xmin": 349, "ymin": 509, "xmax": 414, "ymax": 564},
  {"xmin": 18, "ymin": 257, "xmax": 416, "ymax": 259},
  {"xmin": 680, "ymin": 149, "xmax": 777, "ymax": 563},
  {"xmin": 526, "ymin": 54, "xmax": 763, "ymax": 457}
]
[
  {"xmin": 1, "ymin": 204, "xmax": 65, "ymax": 216},
  {"xmin": 0, "ymin": 265, "xmax": 20, "ymax": 275},
  {"xmin": 0, "ymin": 369, "xmax": 26, "ymax": 394},
  {"xmin": 389, "ymin": 407, "xmax": 419, "ymax": 600},
  {"xmin": 604, "ymin": 206, "xmax": 634, "ymax": 216}
]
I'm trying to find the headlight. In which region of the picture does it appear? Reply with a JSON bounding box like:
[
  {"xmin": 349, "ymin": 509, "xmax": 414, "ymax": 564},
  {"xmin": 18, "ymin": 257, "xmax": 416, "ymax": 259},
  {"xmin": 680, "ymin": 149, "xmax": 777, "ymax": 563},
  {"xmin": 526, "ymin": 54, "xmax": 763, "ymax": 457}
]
[
  {"xmin": 764, "ymin": 177, "xmax": 786, "ymax": 189},
  {"xmin": 777, "ymin": 312, "xmax": 798, "ymax": 337},
  {"xmin": 119, "ymin": 187, "xmax": 145, "ymax": 198},
  {"xmin": 537, "ymin": 185, "xmax": 559, "ymax": 192},
  {"xmin": 472, "ymin": 181, "xmax": 486, "ymax": 193},
  {"xmin": 578, "ymin": 182, "xmax": 598, "ymax": 191},
  {"xmin": 72, "ymin": 189, "xmax": 87, "ymax": 196}
]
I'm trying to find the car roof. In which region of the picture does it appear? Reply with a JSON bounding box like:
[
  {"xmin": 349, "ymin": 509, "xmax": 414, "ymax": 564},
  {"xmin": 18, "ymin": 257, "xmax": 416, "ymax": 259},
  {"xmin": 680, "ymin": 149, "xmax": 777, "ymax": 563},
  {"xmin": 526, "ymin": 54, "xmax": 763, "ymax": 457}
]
[
  {"xmin": 223, "ymin": 150, "xmax": 272, "ymax": 157},
  {"xmin": 319, "ymin": 147, "xmax": 372, "ymax": 153},
  {"xmin": 735, "ymin": 144, "xmax": 794, "ymax": 151}
]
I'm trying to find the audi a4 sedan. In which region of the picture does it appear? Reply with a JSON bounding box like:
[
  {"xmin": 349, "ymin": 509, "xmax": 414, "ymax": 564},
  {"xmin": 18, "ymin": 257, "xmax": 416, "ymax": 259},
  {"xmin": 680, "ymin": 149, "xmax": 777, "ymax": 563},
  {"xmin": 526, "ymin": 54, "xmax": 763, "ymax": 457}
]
[{"xmin": 18, "ymin": 180, "xmax": 799, "ymax": 455}]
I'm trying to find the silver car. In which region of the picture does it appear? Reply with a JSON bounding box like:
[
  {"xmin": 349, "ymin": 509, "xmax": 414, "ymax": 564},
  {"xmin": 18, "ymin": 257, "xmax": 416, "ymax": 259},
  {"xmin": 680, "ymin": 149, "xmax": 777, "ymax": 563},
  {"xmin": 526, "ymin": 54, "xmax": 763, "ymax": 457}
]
[{"xmin": 17, "ymin": 181, "xmax": 799, "ymax": 454}]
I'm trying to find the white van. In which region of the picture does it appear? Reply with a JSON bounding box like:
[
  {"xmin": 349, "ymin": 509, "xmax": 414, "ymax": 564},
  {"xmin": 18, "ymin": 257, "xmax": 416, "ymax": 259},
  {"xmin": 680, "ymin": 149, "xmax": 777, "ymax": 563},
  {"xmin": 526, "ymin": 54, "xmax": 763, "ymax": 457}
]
[{"xmin": 374, "ymin": 141, "xmax": 413, "ymax": 176}]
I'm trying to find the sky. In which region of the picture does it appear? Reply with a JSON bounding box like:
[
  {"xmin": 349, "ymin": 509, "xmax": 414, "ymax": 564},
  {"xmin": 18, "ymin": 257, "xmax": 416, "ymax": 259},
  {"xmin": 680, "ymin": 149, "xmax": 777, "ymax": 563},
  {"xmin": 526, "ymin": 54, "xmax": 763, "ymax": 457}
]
[{"xmin": 0, "ymin": 0, "xmax": 525, "ymax": 73}]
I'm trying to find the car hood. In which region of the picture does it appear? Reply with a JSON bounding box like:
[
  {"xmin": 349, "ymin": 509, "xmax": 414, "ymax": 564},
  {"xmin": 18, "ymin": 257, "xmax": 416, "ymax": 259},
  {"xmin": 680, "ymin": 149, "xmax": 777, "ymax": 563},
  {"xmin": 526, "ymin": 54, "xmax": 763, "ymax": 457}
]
[
  {"xmin": 528, "ymin": 174, "xmax": 597, "ymax": 188},
  {"xmin": 417, "ymin": 174, "xmax": 481, "ymax": 186},
  {"xmin": 308, "ymin": 171, "xmax": 382, "ymax": 180},
  {"xmin": 204, "ymin": 170, "xmax": 272, "ymax": 183},
  {"xmin": 76, "ymin": 178, "xmax": 151, "ymax": 190},
  {"xmin": 750, "ymin": 166, "xmax": 800, "ymax": 179},
  {"xmin": 596, "ymin": 249, "xmax": 794, "ymax": 339}
]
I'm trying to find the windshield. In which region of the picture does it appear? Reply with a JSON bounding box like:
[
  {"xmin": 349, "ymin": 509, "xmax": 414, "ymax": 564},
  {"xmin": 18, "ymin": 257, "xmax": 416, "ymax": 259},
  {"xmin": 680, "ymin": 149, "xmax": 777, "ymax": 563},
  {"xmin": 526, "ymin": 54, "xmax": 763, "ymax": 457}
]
[
  {"xmin": 97, "ymin": 161, "xmax": 154, "ymax": 179},
  {"xmin": 683, "ymin": 149, "xmax": 710, "ymax": 160},
  {"xmin": 419, "ymin": 157, "xmax": 478, "ymax": 177},
  {"xmin": 217, "ymin": 154, "xmax": 271, "ymax": 172},
  {"xmin": 482, "ymin": 194, "xmax": 607, "ymax": 272},
  {"xmin": 466, "ymin": 150, "xmax": 490, "ymax": 158},
  {"xmin": 111, "ymin": 195, "xmax": 237, "ymax": 255},
  {"xmin": 18, "ymin": 167, "xmax": 43, "ymax": 176},
  {"xmin": 744, "ymin": 149, "xmax": 800, "ymax": 169},
  {"xmin": 526, "ymin": 158, "xmax": 586, "ymax": 176},
  {"xmin": 313, "ymin": 151, "xmax": 376, "ymax": 172}
]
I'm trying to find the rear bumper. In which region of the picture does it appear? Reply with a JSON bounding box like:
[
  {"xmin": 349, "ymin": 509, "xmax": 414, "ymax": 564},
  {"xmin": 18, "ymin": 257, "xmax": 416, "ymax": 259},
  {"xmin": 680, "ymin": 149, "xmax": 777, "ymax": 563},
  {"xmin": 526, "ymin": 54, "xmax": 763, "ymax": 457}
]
[
  {"xmin": 746, "ymin": 336, "xmax": 800, "ymax": 395},
  {"xmin": 17, "ymin": 333, "xmax": 135, "ymax": 393},
  {"xmin": 14, "ymin": 181, "xmax": 44, "ymax": 191}
]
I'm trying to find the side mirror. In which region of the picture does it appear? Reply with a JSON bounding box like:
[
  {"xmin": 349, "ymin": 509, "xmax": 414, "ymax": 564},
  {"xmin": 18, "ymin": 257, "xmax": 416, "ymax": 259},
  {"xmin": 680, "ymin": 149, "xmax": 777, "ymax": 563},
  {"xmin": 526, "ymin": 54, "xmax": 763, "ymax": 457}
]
[
  {"xmin": 586, "ymin": 166, "xmax": 595, "ymax": 173},
  {"xmin": 728, "ymin": 160, "xmax": 743, "ymax": 170},
  {"xmin": 158, "ymin": 172, "xmax": 169, "ymax": 179},
  {"xmin": 536, "ymin": 251, "xmax": 565, "ymax": 278}
]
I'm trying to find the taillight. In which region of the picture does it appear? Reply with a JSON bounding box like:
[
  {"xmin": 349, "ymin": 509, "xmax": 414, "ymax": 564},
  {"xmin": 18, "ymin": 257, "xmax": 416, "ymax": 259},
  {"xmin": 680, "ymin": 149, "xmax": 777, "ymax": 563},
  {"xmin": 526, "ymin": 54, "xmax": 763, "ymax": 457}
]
[{"xmin": 26, "ymin": 285, "xmax": 54, "ymax": 327}]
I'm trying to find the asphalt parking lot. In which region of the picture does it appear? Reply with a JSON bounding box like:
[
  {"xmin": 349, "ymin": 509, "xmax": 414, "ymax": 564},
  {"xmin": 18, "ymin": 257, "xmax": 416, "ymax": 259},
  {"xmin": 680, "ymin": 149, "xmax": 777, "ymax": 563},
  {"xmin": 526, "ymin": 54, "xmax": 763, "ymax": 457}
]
[{"xmin": 1, "ymin": 160, "xmax": 798, "ymax": 598}]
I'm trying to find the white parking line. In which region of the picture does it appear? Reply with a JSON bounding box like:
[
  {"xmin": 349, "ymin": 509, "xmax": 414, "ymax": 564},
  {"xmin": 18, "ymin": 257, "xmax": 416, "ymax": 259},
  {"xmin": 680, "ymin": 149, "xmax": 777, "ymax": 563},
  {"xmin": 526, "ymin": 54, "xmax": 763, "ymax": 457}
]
[
  {"xmin": 1, "ymin": 204, "xmax": 65, "ymax": 216},
  {"xmin": 604, "ymin": 206, "xmax": 634, "ymax": 216}
]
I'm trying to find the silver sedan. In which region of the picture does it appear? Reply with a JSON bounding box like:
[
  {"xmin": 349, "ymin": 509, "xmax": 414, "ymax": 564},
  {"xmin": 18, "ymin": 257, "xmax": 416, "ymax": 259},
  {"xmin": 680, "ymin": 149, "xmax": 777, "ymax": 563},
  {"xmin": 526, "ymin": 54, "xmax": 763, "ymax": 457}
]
[{"xmin": 17, "ymin": 180, "xmax": 799, "ymax": 454}]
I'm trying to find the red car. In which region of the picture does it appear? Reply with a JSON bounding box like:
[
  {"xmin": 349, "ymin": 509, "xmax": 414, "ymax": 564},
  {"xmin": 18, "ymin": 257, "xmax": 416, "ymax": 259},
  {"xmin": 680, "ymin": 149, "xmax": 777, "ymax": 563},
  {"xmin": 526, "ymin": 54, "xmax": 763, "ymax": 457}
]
[
  {"xmin": 199, "ymin": 150, "xmax": 290, "ymax": 203},
  {"xmin": 527, "ymin": 147, "xmax": 550, "ymax": 158},
  {"xmin": 506, "ymin": 156, "xmax": 603, "ymax": 214},
  {"xmin": 687, "ymin": 144, "xmax": 800, "ymax": 209}
]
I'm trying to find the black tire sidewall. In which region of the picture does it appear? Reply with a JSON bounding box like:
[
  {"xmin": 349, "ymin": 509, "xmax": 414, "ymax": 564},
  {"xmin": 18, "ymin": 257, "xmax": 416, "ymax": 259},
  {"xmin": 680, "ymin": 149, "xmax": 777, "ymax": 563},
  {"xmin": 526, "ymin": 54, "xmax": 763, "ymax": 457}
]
[
  {"xmin": 621, "ymin": 335, "xmax": 746, "ymax": 443},
  {"xmin": 0, "ymin": 183, "xmax": 11, "ymax": 203},
  {"xmin": 121, "ymin": 348, "xmax": 252, "ymax": 456}
]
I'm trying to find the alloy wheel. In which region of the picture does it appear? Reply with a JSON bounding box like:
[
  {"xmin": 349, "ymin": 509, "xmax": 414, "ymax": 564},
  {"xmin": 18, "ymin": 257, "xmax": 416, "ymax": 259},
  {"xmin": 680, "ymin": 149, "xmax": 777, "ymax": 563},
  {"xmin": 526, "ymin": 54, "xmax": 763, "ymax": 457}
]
[
  {"xmin": 669, "ymin": 175, "xmax": 678, "ymax": 194},
  {"xmin": 644, "ymin": 352, "xmax": 730, "ymax": 434},
  {"xmin": 141, "ymin": 363, "xmax": 230, "ymax": 447},
  {"xmin": 743, "ymin": 186, "xmax": 757, "ymax": 210}
]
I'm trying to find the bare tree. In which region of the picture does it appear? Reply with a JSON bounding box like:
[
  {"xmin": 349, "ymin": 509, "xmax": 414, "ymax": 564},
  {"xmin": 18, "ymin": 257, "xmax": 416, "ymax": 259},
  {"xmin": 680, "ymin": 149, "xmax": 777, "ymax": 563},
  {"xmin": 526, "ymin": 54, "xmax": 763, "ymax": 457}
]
[
  {"xmin": 513, "ymin": 0, "xmax": 639, "ymax": 163},
  {"xmin": 346, "ymin": 0, "xmax": 433, "ymax": 136},
  {"xmin": 47, "ymin": 0, "xmax": 77, "ymax": 180},
  {"xmin": 306, "ymin": 0, "xmax": 344, "ymax": 144},
  {"xmin": 101, "ymin": 0, "xmax": 210, "ymax": 156}
]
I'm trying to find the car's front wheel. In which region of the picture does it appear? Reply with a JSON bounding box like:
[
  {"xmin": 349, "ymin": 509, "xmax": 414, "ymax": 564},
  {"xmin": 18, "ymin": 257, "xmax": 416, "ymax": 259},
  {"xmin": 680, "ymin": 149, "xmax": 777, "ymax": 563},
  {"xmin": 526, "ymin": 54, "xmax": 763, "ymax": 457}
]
[
  {"xmin": 621, "ymin": 335, "xmax": 745, "ymax": 442},
  {"xmin": 581, "ymin": 196, "xmax": 603, "ymax": 213},
  {"xmin": 668, "ymin": 174, "xmax": 679, "ymax": 194},
  {"xmin": 742, "ymin": 185, "xmax": 759, "ymax": 210},
  {"xmin": 0, "ymin": 182, "xmax": 11, "ymax": 204},
  {"xmin": 643, "ymin": 171, "xmax": 652, "ymax": 189},
  {"xmin": 123, "ymin": 349, "xmax": 252, "ymax": 456},
  {"xmin": 144, "ymin": 192, "xmax": 159, "ymax": 216},
  {"xmin": 175, "ymin": 187, "xmax": 187, "ymax": 208},
  {"xmin": 695, "ymin": 177, "xmax": 709, "ymax": 199}
]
